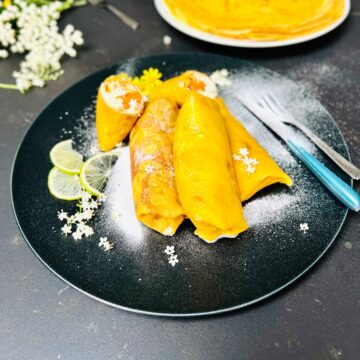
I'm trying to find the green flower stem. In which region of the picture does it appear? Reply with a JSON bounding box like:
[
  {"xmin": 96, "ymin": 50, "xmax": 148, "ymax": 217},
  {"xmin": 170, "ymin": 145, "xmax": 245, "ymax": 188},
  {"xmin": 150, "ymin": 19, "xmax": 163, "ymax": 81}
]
[
  {"xmin": 74, "ymin": 0, "xmax": 87, "ymax": 6},
  {"xmin": 25, "ymin": 0, "xmax": 87, "ymax": 12},
  {"xmin": 0, "ymin": 83, "xmax": 19, "ymax": 91}
]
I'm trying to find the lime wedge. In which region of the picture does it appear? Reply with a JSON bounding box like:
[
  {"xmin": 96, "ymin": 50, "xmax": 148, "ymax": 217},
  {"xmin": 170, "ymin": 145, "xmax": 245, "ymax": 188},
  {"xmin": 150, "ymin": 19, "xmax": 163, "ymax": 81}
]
[
  {"xmin": 80, "ymin": 150, "xmax": 120, "ymax": 197},
  {"xmin": 48, "ymin": 167, "xmax": 82, "ymax": 200},
  {"xmin": 50, "ymin": 139, "xmax": 83, "ymax": 175}
]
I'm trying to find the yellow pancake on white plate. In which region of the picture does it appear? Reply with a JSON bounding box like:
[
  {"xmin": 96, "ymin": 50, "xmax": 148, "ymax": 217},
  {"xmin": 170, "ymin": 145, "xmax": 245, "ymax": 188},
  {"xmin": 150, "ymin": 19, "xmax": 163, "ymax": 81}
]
[{"xmin": 154, "ymin": 0, "xmax": 350, "ymax": 48}]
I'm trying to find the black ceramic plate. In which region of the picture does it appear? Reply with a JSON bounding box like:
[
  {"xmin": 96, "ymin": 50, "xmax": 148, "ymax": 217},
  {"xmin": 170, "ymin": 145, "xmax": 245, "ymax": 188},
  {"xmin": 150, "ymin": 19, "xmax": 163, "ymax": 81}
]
[{"xmin": 12, "ymin": 53, "xmax": 350, "ymax": 317}]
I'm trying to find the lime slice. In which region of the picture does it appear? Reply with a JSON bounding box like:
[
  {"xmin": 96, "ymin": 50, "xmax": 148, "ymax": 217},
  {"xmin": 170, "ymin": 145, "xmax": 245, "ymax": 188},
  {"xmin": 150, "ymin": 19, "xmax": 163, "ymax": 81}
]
[
  {"xmin": 80, "ymin": 150, "xmax": 120, "ymax": 197},
  {"xmin": 48, "ymin": 167, "xmax": 82, "ymax": 201},
  {"xmin": 50, "ymin": 139, "xmax": 84, "ymax": 175}
]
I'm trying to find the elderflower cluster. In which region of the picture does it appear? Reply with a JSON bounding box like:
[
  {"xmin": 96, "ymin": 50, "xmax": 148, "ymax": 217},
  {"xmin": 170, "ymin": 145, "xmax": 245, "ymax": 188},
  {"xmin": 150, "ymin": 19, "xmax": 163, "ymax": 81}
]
[
  {"xmin": 0, "ymin": 0, "xmax": 84, "ymax": 92},
  {"xmin": 233, "ymin": 147, "xmax": 259, "ymax": 174},
  {"xmin": 57, "ymin": 191, "xmax": 105, "ymax": 241}
]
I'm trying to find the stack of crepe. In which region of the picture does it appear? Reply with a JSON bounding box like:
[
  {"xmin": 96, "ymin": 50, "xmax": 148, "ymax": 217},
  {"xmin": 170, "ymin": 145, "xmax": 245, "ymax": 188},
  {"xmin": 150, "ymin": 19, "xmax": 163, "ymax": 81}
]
[
  {"xmin": 164, "ymin": 0, "xmax": 346, "ymax": 41},
  {"xmin": 96, "ymin": 70, "xmax": 292, "ymax": 243}
]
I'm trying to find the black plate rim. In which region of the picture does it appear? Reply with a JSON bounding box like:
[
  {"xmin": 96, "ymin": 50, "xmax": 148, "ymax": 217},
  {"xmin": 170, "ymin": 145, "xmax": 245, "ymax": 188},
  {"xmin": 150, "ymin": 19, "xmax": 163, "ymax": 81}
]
[{"xmin": 10, "ymin": 52, "xmax": 352, "ymax": 317}]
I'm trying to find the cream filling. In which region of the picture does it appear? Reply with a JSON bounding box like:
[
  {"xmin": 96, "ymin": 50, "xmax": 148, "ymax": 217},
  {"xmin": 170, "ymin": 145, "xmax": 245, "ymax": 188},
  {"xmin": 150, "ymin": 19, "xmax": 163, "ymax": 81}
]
[{"xmin": 100, "ymin": 81, "xmax": 145, "ymax": 115}]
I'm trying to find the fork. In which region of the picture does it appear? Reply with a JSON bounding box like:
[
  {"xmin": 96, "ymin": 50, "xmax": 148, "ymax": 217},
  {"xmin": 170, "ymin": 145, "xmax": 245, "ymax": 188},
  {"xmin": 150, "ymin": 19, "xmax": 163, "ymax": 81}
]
[
  {"xmin": 262, "ymin": 92, "xmax": 360, "ymax": 180},
  {"xmin": 88, "ymin": 0, "xmax": 139, "ymax": 30},
  {"xmin": 238, "ymin": 92, "xmax": 360, "ymax": 211}
]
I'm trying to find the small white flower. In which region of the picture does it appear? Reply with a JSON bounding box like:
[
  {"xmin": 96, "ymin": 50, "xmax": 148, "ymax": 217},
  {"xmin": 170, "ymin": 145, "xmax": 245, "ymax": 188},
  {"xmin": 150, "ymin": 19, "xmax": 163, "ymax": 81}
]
[
  {"xmin": 98, "ymin": 237, "xmax": 114, "ymax": 252},
  {"xmin": 169, "ymin": 254, "xmax": 179, "ymax": 267},
  {"xmin": 74, "ymin": 212, "xmax": 84, "ymax": 223},
  {"xmin": 245, "ymin": 165, "xmax": 256, "ymax": 174},
  {"xmin": 82, "ymin": 209, "xmax": 94, "ymax": 220},
  {"xmin": 233, "ymin": 154, "xmax": 242, "ymax": 161},
  {"xmin": 72, "ymin": 230, "xmax": 83, "ymax": 241},
  {"xmin": 81, "ymin": 224, "xmax": 94, "ymax": 238},
  {"xmin": 238, "ymin": 148, "xmax": 249, "ymax": 157},
  {"xmin": 67, "ymin": 215, "xmax": 76, "ymax": 224},
  {"xmin": 104, "ymin": 242, "xmax": 114, "ymax": 252},
  {"xmin": 145, "ymin": 165, "xmax": 154, "ymax": 174},
  {"xmin": 89, "ymin": 200, "xmax": 99, "ymax": 210},
  {"xmin": 81, "ymin": 200, "xmax": 90, "ymax": 211},
  {"xmin": 81, "ymin": 191, "xmax": 92, "ymax": 202},
  {"xmin": 0, "ymin": 49, "xmax": 9, "ymax": 59},
  {"xmin": 57, "ymin": 210, "xmax": 68, "ymax": 221},
  {"xmin": 164, "ymin": 245, "xmax": 175, "ymax": 255},
  {"xmin": 61, "ymin": 224, "xmax": 72, "ymax": 236},
  {"xmin": 99, "ymin": 237, "xmax": 108, "ymax": 246},
  {"xmin": 300, "ymin": 223, "xmax": 309, "ymax": 233}
]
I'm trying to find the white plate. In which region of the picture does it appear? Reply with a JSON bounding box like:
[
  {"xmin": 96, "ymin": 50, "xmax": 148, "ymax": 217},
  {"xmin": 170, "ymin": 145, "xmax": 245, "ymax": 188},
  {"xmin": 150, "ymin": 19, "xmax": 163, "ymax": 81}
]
[{"xmin": 154, "ymin": 0, "xmax": 351, "ymax": 48}]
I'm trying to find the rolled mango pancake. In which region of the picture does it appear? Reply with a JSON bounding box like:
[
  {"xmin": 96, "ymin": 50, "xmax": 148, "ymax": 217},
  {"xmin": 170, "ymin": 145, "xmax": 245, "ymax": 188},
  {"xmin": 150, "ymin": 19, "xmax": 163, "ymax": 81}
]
[
  {"xmin": 149, "ymin": 70, "xmax": 218, "ymax": 106},
  {"xmin": 96, "ymin": 75, "xmax": 146, "ymax": 151},
  {"xmin": 130, "ymin": 98, "xmax": 184, "ymax": 236},
  {"xmin": 215, "ymin": 97, "xmax": 293, "ymax": 202},
  {"xmin": 174, "ymin": 92, "xmax": 248, "ymax": 242}
]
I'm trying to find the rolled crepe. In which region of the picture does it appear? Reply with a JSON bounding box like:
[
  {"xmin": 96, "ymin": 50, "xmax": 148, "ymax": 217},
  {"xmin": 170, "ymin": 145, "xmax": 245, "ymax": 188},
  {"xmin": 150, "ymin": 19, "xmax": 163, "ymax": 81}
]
[
  {"xmin": 149, "ymin": 70, "xmax": 217, "ymax": 106},
  {"xmin": 96, "ymin": 75, "xmax": 146, "ymax": 151},
  {"xmin": 215, "ymin": 97, "xmax": 293, "ymax": 202},
  {"xmin": 130, "ymin": 98, "xmax": 184, "ymax": 236},
  {"xmin": 174, "ymin": 92, "xmax": 248, "ymax": 242}
]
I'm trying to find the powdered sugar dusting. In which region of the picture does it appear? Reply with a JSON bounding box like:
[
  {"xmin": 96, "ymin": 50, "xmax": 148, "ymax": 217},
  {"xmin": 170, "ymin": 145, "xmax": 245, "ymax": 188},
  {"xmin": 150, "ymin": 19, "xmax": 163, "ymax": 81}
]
[
  {"xmin": 100, "ymin": 146, "xmax": 145, "ymax": 247},
  {"xmin": 72, "ymin": 101, "xmax": 99, "ymax": 158},
  {"xmin": 244, "ymin": 193, "xmax": 300, "ymax": 227}
]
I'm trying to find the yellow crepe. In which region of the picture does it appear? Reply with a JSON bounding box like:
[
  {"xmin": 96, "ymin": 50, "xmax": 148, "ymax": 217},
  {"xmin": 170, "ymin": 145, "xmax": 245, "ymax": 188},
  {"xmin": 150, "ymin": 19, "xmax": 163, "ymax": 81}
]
[
  {"xmin": 216, "ymin": 98, "xmax": 292, "ymax": 202},
  {"xmin": 149, "ymin": 70, "xmax": 217, "ymax": 106},
  {"xmin": 174, "ymin": 92, "xmax": 248, "ymax": 242},
  {"xmin": 130, "ymin": 98, "xmax": 184, "ymax": 236},
  {"xmin": 164, "ymin": 0, "xmax": 345, "ymax": 41}
]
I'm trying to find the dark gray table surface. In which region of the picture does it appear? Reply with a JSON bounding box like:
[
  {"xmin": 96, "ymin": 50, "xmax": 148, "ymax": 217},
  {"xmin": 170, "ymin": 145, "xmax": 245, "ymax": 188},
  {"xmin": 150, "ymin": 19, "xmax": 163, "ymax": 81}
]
[{"xmin": 1, "ymin": 1, "xmax": 359, "ymax": 359}]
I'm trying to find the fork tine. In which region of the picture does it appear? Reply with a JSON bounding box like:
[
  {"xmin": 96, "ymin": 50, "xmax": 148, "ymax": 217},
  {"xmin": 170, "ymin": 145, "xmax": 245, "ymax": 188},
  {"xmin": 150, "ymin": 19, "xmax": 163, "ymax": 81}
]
[
  {"xmin": 267, "ymin": 92, "xmax": 286, "ymax": 113},
  {"xmin": 256, "ymin": 92, "xmax": 278, "ymax": 115},
  {"xmin": 260, "ymin": 92, "xmax": 283, "ymax": 117}
]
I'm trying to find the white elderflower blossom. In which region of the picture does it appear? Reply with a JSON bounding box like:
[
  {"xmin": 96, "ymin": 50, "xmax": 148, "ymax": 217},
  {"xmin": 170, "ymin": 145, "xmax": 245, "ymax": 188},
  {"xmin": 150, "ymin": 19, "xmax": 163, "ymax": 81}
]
[
  {"xmin": 164, "ymin": 246, "xmax": 175, "ymax": 255},
  {"xmin": 0, "ymin": 49, "xmax": 9, "ymax": 59},
  {"xmin": 81, "ymin": 209, "xmax": 94, "ymax": 221},
  {"xmin": 81, "ymin": 191, "xmax": 92, "ymax": 202},
  {"xmin": 98, "ymin": 237, "xmax": 114, "ymax": 252},
  {"xmin": 0, "ymin": 0, "xmax": 85, "ymax": 93},
  {"xmin": 72, "ymin": 230, "xmax": 83, "ymax": 241},
  {"xmin": 300, "ymin": 223, "xmax": 309, "ymax": 233},
  {"xmin": 57, "ymin": 209, "xmax": 68, "ymax": 221},
  {"xmin": 61, "ymin": 223, "xmax": 72, "ymax": 236},
  {"xmin": 169, "ymin": 254, "xmax": 179, "ymax": 267}
]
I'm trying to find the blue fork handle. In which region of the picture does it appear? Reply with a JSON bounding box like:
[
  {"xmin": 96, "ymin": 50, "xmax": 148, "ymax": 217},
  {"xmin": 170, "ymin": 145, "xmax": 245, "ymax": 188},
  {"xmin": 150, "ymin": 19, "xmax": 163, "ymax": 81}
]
[{"xmin": 287, "ymin": 140, "xmax": 360, "ymax": 212}]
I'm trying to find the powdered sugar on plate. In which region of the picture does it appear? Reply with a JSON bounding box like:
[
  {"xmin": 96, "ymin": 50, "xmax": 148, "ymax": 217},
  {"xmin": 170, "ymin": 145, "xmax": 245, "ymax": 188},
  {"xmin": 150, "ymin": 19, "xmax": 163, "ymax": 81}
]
[{"xmin": 100, "ymin": 146, "xmax": 145, "ymax": 247}]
